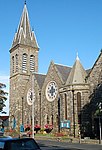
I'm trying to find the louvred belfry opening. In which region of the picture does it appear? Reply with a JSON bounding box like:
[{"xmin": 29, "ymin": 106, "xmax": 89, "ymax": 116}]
[{"xmin": 30, "ymin": 55, "xmax": 35, "ymax": 72}]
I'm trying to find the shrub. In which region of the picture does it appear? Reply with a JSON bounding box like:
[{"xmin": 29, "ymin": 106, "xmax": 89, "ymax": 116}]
[{"xmin": 44, "ymin": 124, "xmax": 53, "ymax": 133}]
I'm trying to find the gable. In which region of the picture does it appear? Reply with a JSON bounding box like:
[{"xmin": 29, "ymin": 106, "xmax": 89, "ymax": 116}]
[
  {"xmin": 88, "ymin": 51, "xmax": 102, "ymax": 86},
  {"xmin": 88, "ymin": 51, "xmax": 102, "ymax": 77},
  {"xmin": 42, "ymin": 62, "xmax": 63, "ymax": 90}
]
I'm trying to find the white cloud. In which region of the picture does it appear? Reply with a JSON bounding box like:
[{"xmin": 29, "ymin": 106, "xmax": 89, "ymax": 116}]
[
  {"xmin": 0, "ymin": 75, "xmax": 9, "ymax": 91},
  {"xmin": 0, "ymin": 75, "xmax": 9, "ymax": 83}
]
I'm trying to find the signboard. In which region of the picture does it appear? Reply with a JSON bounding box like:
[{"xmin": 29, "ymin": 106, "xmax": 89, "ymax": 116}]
[
  {"xmin": 20, "ymin": 124, "xmax": 24, "ymax": 132},
  {"xmin": 60, "ymin": 120, "xmax": 70, "ymax": 129}
]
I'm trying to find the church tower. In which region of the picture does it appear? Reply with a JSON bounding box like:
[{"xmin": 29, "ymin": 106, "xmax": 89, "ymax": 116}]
[{"xmin": 9, "ymin": 3, "xmax": 39, "ymax": 128}]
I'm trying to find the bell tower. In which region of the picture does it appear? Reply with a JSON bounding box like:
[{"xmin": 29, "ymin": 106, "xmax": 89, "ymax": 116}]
[{"xmin": 9, "ymin": 3, "xmax": 39, "ymax": 128}]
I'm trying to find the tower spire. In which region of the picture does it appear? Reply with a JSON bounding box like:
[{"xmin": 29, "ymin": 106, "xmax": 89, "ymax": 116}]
[
  {"xmin": 25, "ymin": 0, "xmax": 26, "ymax": 5},
  {"xmin": 11, "ymin": 2, "xmax": 39, "ymax": 49}
]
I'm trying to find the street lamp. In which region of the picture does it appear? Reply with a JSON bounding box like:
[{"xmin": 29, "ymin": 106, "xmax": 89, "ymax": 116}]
[
  {"xmin": 58, "ymin": 96, "xmax": 60, "ymax": 133},
  {"xmin": 31, "ymin": 73, "xmax": 35, "ymax": 138},
  {"xmin": 27, "ymin": 72, "xmax": 35, "ymax": 138},
  {"xmin": 72, "ymin": 88, "xmax": 75, "ymax": 137},
  {"xmin": 99, "ymin": 102, "xmax": 102, "ymax": 144},
  {"xmin": 22, "ymin": 97, "xmax": 24, "ymax": 125},
  {"xmin": 39, "ymin": 92, "xmax": 41, "ymax": 126}
]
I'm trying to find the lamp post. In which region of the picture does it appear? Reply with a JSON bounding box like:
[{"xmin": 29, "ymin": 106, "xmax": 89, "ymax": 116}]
[
  {"xmin": 58, "ymin": 96, "xmax": 60, "ymax": 133},
  {"xmin": 27, "ymin": 72, "xmax": 35, "ymax": 138},
  {"xmin": 72, "ymin": 88, "xmax": 75, "ymax": 137},
  {"xmin": 31, "ymin": 73, "xmax": 35, "ymax": 138},
  {"xmin": 39, "ymin": 92, "xmax": 41, "ymax": 126},
  {"xmin": 32, "ymin": 96, "xmax": 34, "ymax": 138},
  {"xmin": 22, "ymin": 97, "xmax": 24, "ymax": 125},
  {"xmin": 99, "ymin": 102, "xmax": 102, "ymax": 144}
]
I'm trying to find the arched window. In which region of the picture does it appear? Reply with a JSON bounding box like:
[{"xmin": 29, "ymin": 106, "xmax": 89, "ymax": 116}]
[
  {"xmin": 51, "ymin": 114, "xmax": 53, "ymax": 125},
  {"xmin": 56, "ymin": 115, "xmax": 58, "ymax": 126},
  {"xmin": 30, "ymin": 55, "xmax": 35, "ymax": 72},
  {"xmin": 12, "ymin": 56, "xmax": 14, "ymax": 73},
  {"xmin": 77, "ymin": 92, "xmax": 81, "ymax": 124},
  {"xmin": 22, "ymin": 53, "xmax": 27, "ymax": 73},
  {"xmin": 36, "ymin": 120, "xmax": 38, "ymax": 124},
  {"xmin": 65, "ymin": 93, "xmax": 67, "ymax": 120},
  {"xmin": 47, "ymin": 115, "xmax": 49, "ymax": 124},
  {"xmin": 15, "ymin": 54, "xmax": 18, "ymax": 72},
  {"xmin": 77, "ymin": 92, "xmax": 81, "ymax": 113}
]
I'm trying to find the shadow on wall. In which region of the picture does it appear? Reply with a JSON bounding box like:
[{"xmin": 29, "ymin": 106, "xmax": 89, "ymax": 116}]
[{"xmin": 80, "ymin": 84, "xmax": 102, "ymax": 139}]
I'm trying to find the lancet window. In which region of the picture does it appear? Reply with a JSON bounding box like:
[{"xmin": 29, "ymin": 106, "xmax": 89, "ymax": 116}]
[
  {"xmin": 30, "ymin": 55, "xmax": 35, "ymax": 72},
  {"xmin": 15, "ymin": 54, "xmax": 18, "ymax": 72},
  {"xmin": 12, "ymin": 56, "xmax": 14, "ymax": 73},
  {"xmin": 22, "ymin": 53, "xmax": 27, "ymax": 73},
  {"xmin": 77, "ymin": 92, "xmax": 81, "ymax": 124},
  {"xmin": 65, "ymin": 93, "xmax": 67, "ymax": 120}
]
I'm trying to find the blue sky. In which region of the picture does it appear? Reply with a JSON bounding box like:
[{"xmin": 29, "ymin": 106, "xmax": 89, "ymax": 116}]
[{"xmin": 0, "ymin": 0, "xmax": 102, "ymax": 114}]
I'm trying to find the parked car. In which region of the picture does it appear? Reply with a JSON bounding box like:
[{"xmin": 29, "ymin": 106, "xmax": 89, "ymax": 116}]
[{"xmin": 0, "ymin": 137, "xmax": 41, "ymax": 150}]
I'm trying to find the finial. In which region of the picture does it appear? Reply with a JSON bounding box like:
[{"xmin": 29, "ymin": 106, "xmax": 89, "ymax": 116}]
[
  {"xmin": 32, "ymin": 27, "xmax": 34, "ymax": 31},
  {"xmin": 25, "ymin": 0, "xmax": 26, "ymax": 5},
  {"xmin": 76, "ymin": 52, "xmax": 79, "ymax": 60}
]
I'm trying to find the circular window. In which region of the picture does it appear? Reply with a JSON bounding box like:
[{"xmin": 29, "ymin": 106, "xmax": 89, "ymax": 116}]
[
  {"xmin": 27, "ymin": 88, "xmax": 35, "ymax": 105},
  {"xmin": 46, "ymin": 81, "xmax": 58, "ymax": 102}
]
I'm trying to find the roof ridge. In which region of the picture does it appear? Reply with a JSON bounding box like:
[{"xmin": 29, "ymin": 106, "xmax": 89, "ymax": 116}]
[
  {"xmin": 34, "ymin": 72, "xmax": 46, "ymax": 76},
  {"xmin": 55, "ymin": 63, "xmax": 72, "ymax": 68}
]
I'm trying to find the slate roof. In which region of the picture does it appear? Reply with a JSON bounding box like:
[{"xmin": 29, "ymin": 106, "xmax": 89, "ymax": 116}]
[
  {"xmin": 55, "ymin": 64, "xmax": 72, "ymax": 83},
  {"xmin": 34, "ymin": 73, "xmax": 46, "ymax": 89},
  {"xmin": 86, "ymin": 69, "xmax": 91, "ymax": 75},
  {"xmin": 34, "ymin": 64, "xmax": 72, "ymax": 88},
  {"xmin": 11, "ymin": 3, "xmax": 39, "ymax": 49},
  {"xmin": 34, "ymin": 58, "xmax": 90, "ymax": 88}
]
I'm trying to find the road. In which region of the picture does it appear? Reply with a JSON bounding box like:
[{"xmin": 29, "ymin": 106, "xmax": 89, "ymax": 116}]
[{"xmin": 36, "ymin": 139, "xmax": 102, "ymax": 150}]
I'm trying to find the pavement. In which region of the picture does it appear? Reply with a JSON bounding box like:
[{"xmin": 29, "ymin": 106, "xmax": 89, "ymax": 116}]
[
  {"xmin": 35, "ymin": 135, "xmax": 100, "ymax": 145},
  {"xmin": 36, "ymin": 138, "xmax": 102, "ymax": 150}
]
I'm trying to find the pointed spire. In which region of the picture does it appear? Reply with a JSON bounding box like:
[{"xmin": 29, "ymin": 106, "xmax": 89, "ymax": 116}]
[
  {"xmin": 11, "ymin": 3, "xmax": 39, "ymax": 49},
  {"xmin": 66, "ymin": 54, "xmax": 87, "ymax": 85}
]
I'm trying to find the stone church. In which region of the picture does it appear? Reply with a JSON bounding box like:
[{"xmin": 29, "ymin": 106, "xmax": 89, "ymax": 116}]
[{"xmin": 9, "ymin": 3, "xmax": 102, "ymax": 138}]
